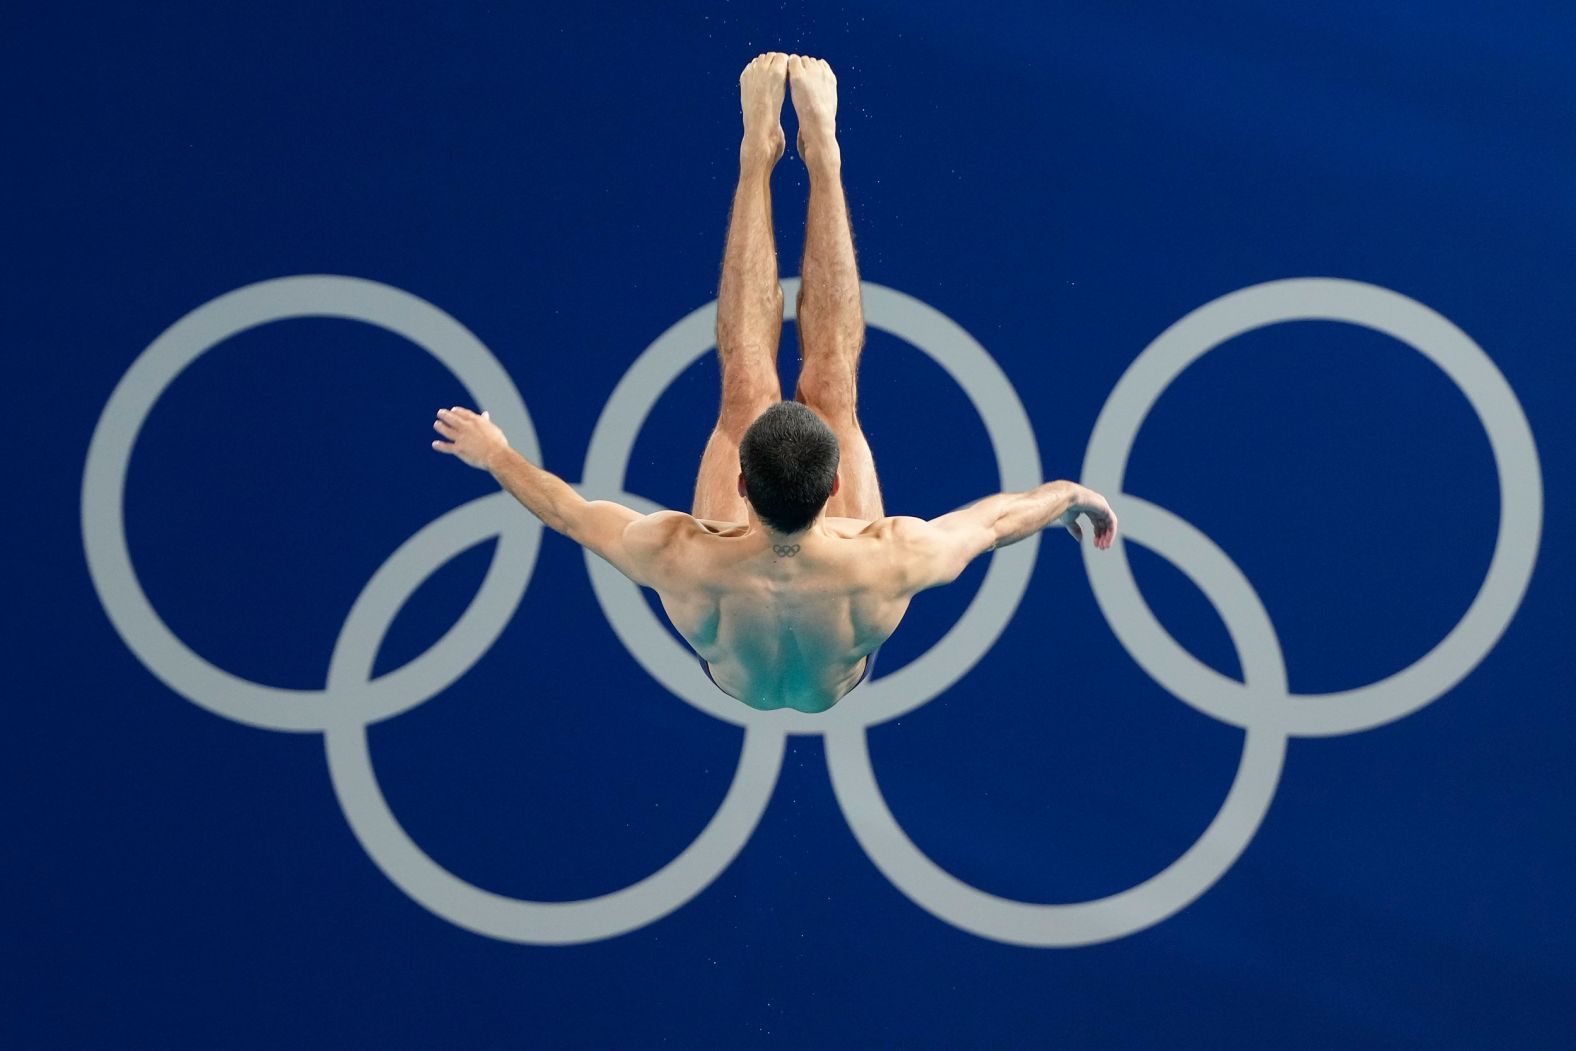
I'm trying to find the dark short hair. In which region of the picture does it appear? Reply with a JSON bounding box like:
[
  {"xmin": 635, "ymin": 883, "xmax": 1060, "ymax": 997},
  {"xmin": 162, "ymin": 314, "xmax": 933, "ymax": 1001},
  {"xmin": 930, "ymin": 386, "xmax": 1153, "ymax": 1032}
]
[{"xmin": 738, "ymin": 401, "xmax": 840, "ymax": 534}]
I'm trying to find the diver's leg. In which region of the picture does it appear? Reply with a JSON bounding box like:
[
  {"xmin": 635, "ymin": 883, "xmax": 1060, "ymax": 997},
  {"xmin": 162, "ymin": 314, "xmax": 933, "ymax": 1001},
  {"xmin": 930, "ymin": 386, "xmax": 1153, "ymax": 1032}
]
[
  {"xmin": 693, "ymin": 52, "xmax": 790, "ymax": 521},
  {"xmin": 788, "ymin": 55, "xmax": 882, "ymax": 521}
]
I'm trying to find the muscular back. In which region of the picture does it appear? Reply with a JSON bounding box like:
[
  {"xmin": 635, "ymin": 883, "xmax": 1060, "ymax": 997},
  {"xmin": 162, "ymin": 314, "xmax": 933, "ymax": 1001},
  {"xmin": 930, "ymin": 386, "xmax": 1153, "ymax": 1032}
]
[{"xmin": 638, "ymin": 514, "xmax": 916, "ymax": 712}]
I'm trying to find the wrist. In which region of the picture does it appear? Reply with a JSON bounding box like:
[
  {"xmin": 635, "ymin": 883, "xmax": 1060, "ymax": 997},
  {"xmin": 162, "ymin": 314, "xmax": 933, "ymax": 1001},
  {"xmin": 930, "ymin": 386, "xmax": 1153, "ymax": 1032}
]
[
  {"xmin": 483, "ymin": 443, "xmax": 513, "ymax": 474},
  {"xmin": 1048, "ymin": 479, "xmax": 1082, "ymax": 505}
]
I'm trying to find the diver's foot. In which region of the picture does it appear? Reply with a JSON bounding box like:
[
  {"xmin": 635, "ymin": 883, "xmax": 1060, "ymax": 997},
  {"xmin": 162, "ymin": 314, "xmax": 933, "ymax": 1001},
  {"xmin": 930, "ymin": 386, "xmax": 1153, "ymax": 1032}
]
[
  {"xmin": 789, "ymin": 54, "xmax": 840, "ymax": 171},
  {"xmin": 739, "ymin": 52, "xmax": 788, "ymax": 170}
]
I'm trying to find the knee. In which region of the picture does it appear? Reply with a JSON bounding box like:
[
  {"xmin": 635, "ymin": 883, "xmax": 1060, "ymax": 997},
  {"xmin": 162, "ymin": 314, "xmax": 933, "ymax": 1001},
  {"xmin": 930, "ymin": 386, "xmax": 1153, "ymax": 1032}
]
[
  {"xmin": 717, "ymin": 382, "xmax": 776, "ymax": 440},
  {"xmin": 794, "ymin": 367, "xmax": 857, "ymax": 424}
]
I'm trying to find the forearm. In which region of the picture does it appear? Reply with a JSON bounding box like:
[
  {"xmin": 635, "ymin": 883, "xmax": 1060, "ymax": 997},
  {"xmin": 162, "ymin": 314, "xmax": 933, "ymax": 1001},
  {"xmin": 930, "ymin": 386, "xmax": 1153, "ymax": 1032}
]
[
  {"xmin": 992, "ymin": 480, "xmax": 1081, "ymax": 548},
  {"xmin": 485, "ymin": 446, "xmax": 585, "ymax": 535}
]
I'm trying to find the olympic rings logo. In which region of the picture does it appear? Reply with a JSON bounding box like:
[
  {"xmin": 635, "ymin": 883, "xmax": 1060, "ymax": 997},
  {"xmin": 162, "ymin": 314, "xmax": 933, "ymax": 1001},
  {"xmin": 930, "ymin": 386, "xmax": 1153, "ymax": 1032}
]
[{"xmin": 82, "ymin": 275, "xmax": 1542, "ymax": 947}]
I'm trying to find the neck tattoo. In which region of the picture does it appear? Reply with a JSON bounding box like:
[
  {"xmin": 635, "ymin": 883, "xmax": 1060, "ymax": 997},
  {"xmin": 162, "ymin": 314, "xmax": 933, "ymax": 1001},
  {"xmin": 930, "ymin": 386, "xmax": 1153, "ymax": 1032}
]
[{"xmin": 773, "ymin": 543, "xmax": 801, "ymax": 558}]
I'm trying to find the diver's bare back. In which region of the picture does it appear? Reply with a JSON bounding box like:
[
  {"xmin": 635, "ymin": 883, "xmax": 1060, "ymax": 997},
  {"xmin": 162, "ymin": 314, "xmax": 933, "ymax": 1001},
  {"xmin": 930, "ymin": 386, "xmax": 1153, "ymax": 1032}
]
[{"xmin": 636, "ymin": 511, "xmax": 915, "ymax": 712}]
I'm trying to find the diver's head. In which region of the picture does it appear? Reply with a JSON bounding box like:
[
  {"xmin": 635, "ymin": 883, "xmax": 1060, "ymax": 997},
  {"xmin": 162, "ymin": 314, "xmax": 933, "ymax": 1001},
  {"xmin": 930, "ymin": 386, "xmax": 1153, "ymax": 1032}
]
[{"xmin": 737, "ymin": 401, "xmax": 841, "ymax": 535}]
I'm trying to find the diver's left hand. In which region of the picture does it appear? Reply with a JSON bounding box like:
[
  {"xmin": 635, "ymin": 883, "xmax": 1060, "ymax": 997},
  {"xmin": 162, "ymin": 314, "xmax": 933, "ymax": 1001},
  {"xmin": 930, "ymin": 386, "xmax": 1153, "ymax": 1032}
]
[
  {"xmin": 432, "ymin": 406, "xmax": 508, "ymax": 470},
  {"xmin": 1059, "ymin": 484, "xmax": 1119, "ymax": 550}
]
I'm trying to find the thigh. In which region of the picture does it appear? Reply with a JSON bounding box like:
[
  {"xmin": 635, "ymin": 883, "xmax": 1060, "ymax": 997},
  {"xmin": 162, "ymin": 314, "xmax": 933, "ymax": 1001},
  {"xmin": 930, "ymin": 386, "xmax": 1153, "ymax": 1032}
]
[
  {"xmin": 695, "ymin": 351, "xmax": 779, "ymax": 522},
  {"xmin": 794, "ymin": 319, "xmax": 877, "ymax": 520},
  {"xmin": 818, "ymin": 413, "xmax": 884, "ymax": 522},
  {"xmin": 692, "ymin": 427, "xmax": 750, "ymax": 522},
  {"xmin": 693, "ymin": 385, "xmax": 776, "ymax": 522}
]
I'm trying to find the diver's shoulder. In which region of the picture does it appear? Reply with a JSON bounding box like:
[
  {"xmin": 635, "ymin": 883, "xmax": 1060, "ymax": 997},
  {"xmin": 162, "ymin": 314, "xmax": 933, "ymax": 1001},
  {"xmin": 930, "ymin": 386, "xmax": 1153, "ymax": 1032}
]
[
  {"xmin": 826, "ymin": 516, "xmax": 937, "ymax": 573},
  {"xmin": 825, "ymin": 515, "xmax": 918, "ymax": 537},
  {"xmin": 833, "ymin": 515, "xmax": 932, "ymax": 546},
  {"xmin": 632, "ymin": 510, "xmax": 747, "ymax": 539},
  {"xmin": 623, "ymin": 512, "xmax": 716, "ymax": 564}
]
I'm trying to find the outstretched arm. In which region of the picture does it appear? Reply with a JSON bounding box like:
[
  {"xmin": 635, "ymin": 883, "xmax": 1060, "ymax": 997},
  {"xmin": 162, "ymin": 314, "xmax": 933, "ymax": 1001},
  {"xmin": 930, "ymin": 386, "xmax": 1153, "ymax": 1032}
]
[
  {"xmin": 895, "ymin": 480, "xmax": 1118, "ymax": 592},
  {"xmin": 431, "ymin": 406, "xmax": 661, "ymax": 586}
]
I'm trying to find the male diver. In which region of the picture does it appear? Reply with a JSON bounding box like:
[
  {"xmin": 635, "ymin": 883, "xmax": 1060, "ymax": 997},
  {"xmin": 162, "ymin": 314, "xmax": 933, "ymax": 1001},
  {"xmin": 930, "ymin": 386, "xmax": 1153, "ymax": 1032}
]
[{"xmin": 432, "ymin": 53, "xmax": 1118, "ymax": 712}]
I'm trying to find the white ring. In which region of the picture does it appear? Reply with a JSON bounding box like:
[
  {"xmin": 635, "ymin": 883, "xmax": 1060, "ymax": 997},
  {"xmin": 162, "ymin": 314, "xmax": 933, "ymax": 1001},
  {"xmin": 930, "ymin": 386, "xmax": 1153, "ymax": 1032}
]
[
  {"xmin": 1083, "ymin": 278, "xmax": 1542, "ymax": 735},
  {"xmin": 81, "ymin": 275, "xmax": 542, "ymax": 731},
  {"xmin": 828, "ymin": 495, "xmax": 1290, "ymax": 946},
  {"xmin": 321, "ymin": 553, "xmax": 786, "ymax": 945}
]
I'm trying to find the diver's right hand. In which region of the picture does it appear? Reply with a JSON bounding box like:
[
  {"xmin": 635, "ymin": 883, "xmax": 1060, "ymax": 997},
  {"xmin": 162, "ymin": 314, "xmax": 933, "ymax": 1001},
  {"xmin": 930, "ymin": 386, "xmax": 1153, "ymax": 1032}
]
[{"xmin": 431, "ymin": 406, "xmax": 508, "ymax": 470}]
